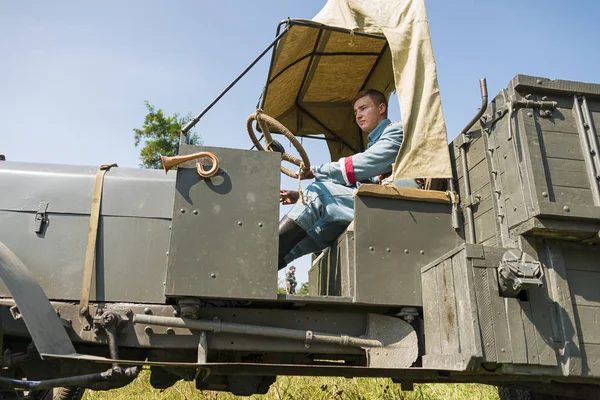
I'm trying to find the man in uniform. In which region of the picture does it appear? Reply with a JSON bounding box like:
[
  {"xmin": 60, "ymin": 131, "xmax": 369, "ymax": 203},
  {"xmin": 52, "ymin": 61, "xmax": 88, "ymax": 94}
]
[
  {"xmin": 285, "ymin": 266, "xmax": 297, "ymax": 294},
  {"xmin": 278, "ymin": 89, "xmax": 419, "ymax": 269}
]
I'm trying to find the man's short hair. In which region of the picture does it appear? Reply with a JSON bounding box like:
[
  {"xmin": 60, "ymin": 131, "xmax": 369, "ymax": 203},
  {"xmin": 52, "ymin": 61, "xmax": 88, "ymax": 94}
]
[
  {"xmin": 289, "ymin": 266, "xmax": 296, "ymax": 271},
  {"xmin": 352, "ymin": 89, "xmax": 388, "ymax": 116}
]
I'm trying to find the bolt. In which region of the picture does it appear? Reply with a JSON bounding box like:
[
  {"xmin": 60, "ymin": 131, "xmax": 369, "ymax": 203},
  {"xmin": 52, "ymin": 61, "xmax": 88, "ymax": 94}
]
[
  {"xmin": 563, "ymin": 206, "xmax": 570, "ymax": 212},
  {"xmin": 542, "ymin": 96, "xmax": 548, "ymax": 101},
  {"xmin": 193, "ymin": 210, "xmax": 198, "ymax": 215},
  {"xmin": 258, "ymin": 222, "xmax": 263, "ymax": 227},
  {"xmin": 525, "ymin": 94, "xmax": 532, "ymax": 100},
  {"xmin": 420, "ymin": 250, "xmax": 425, "ymax": 255},
  {"xmin": 144, "ymin": 307, "xmax": 152, "ymax": 315},
  {"xmin": 404, "ymin": 249, "xmax": 409, "ymax": 254},
  {"xmin": 144, "ymin": 326, "xmax": 153, "ymax": 335},
  {"xmin": 180, "ymin": 208, "xmax": 185, "ymax": 213},
  {"xmin": 237, "ymin": 221, "xmax": 243, "ymax": 226},
  {"xmin": 542, "ymin": 191, "xmax": 548, "ymax": 197},
  {"xmin": 211, "ymin": 273, "xmax": 217, "ymax": 279},
  {"xmin": 527, "ymin": 112, "xmax": 533, "ymax": 117},
  {"xmin": 503, "ymin": 154, "xmax": 507, "ymax": 159},
  {"xmin": 166, "ymin": 251, "xmax": 169, "ymax": 256},
  {"xmin": 166, "ymin": 328, "xmax": 175, "ymax": 335},
  {"xmin": 369, "ymin": 246, "xmax": 374, "ymax": 251},
  {"xmin": 537, "ymin": 79, "xmax": 543, "ymax": 84},
  {"xmin": 173, "ymin": 309, "xmax": 180, "ymax": 317},
  {"xmin": 169, "ymin": 225, "xmax": 172, "ymax": 230},
  {"xmin": 386, "ymin": 248, "xmax": 391, "ymax": 253}
]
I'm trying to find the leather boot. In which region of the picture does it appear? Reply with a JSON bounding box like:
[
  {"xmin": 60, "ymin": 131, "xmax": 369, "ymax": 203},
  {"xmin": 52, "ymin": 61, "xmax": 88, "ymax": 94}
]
[{"xmin": 278, "ymin": 216, "xmax": 307, "ymax": 270}]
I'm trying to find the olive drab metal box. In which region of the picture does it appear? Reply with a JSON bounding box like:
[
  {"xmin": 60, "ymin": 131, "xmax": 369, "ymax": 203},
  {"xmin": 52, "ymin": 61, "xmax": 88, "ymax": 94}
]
[
  {"xmin": 0, "ymin": 162, "xmax": 174, "ymax": 303},
  {"xmin": 164, "ymin": 145, "xmax": 281, "ymax": 299}
]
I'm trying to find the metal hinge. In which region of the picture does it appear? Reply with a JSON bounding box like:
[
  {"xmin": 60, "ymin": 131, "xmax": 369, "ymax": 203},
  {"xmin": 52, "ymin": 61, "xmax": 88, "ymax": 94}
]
[{"xmin": 34, "ymin": 202, "xmax": 49, "ymax": 233}]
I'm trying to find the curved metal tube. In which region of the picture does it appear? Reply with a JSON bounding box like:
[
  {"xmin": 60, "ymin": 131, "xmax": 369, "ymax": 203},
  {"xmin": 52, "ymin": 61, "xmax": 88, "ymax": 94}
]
[
  {"xmin": 460, "ymin": 78, "xmax": 488, "ymax": 244},
  {"xmin": 0, "ymin": 366, "xmax": 138, "ymax": 390}
]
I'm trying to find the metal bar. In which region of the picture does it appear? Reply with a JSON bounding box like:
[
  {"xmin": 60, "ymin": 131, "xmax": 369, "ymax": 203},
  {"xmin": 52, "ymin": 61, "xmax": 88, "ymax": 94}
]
[
  {"xmin": 459, "ymin": 78, "xmax": 488, "ymax": 244},
  {"xmin": 581, "ymin": 97, "xmax": 600, "ymax": 179},
  {"xmin": 573, "ymin": 95, "xmax": 600, "ymax": 205},
  {"xmin": 133, "ymin": 314, "xmax": 380, "ymax": 349},
  {"xmin": 181, "ymin": 26, "xmax": 290, "ymax": 136},
  {"xmin": 295, "ymin": 28, "xmax": 324, "ymax": 108},
  {"xmin": 0, "ymin": 366, "xmax": 139, "ymax": 390}
]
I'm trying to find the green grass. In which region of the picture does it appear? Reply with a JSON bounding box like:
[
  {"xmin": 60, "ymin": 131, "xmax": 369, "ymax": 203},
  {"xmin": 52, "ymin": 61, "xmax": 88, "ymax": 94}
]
[{"xmin": 83, "ymin": 370, "xmax": 500, "ymax": 400}]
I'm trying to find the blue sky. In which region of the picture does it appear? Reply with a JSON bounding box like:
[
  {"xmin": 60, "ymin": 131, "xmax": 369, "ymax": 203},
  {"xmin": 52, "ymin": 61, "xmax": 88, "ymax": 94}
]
[{"xmin": 2, "ymin": 1, "xmax": 599, "ymax": 284}]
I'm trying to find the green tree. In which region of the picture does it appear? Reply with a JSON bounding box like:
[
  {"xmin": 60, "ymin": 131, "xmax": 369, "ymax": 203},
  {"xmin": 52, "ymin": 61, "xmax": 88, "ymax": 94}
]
[
  {"xmin": 297, "ymin": 282, "xmax": 309, "ymax": 295},
  {"xmin": 133, "ymin": 101, "xmax": 201, "ymax": 169}
]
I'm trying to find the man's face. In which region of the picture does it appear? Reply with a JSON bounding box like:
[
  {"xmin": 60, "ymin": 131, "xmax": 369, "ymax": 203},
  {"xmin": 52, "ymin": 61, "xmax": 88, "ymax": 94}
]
[{"xmin": 354, "ymin": 95, "xmax": 386, "ymax": 133}]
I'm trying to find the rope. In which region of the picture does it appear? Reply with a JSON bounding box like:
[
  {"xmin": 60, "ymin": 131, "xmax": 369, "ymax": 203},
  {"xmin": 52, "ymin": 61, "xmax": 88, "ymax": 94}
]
[{"xmin": 297, "ymin": 162, "xmax": 307, "ymax": 205}]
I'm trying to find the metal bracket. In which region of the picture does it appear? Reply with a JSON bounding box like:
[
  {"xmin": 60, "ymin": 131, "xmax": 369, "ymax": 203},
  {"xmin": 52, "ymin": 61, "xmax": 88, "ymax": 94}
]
[
  {"xmin": 497, "ymin": 249, "xmax": 543, "ymax": 297},
  {"xmin": 304, "ymin": 330, "xmax": 313, "ymax": 349},
  {"xmin": 33, "ymin": 202, "xmax": 49, "ymax": 233}
]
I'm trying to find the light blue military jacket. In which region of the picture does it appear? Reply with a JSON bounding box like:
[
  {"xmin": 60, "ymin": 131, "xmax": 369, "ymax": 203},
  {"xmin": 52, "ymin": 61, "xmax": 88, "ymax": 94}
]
[{"xmin": 311, "ymin": 118, "xmax": 402, "ymax": 186}]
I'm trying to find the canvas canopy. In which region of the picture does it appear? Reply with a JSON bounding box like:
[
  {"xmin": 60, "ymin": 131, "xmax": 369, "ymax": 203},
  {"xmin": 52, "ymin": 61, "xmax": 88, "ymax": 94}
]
[{"xmin": 260, "ymin": 0, "xmax": 452, "ymax": 179}]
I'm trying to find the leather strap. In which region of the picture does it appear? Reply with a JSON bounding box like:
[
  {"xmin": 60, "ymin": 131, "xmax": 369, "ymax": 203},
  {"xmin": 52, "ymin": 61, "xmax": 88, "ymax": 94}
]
[{"xmin": 79, "ymin": 163, "xmax": 117, "ymax": 315}]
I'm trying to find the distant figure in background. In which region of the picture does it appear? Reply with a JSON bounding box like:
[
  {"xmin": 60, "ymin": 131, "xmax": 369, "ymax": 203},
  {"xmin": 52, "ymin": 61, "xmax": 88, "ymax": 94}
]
[
  {"xmin": 285, "ymin": 266, "xmax": 297, "ymax": 294},
  {"xmin": 0, "ymin": 155, "xmax": 5, "ymax": 161}
]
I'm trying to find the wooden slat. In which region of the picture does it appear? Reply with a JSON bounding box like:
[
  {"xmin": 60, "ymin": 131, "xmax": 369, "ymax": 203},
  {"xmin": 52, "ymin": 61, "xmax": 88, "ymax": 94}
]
[
  {"xmin": 552, "ymin": 185, "xmax": 594, "ymax": 207},
  {"xmin": 528, "ymin": 284, "xmax": 559, "ymax": 366},
  {"xmin": 506, "ymin": 298, "xmax": 528, "ymax": 364},
  {"xmin": 487, "ymin": 268, "xmax": 513, "ymax": 363},
  {"xmin": 354, "ymin": 185, "xmax": 458, "ymax": 204},
  {"xmin": 438, "ymin": 259, "xmax": 460, "ymax": 354},
  {"xmin": 473, "ymin": 266, "xmax": 496, "ymax": 361},
  {"xmin": 422, "ymin": 268, "xmax": 442, "ymax": 355},
  {"xmin": 541, "ymin": 131, "xmax": 585, "ymax": 161},
  {"xmin": 520, "ymin": 300, "xmax": 540, "ymax": 365},
  {"xmin": 472, "ymin": 208, "xmax": 497, "ymax": 244},
  {"xmin": 574, "ymin": 305, "xmax": 600, "ymax": 344},
  {"xmin": 567, "ymin": 270, "xmax": 600, "ymax": 307},
  {"xmin": 451, "ymin": 253, "xmax": 478, "ymax": 355}
]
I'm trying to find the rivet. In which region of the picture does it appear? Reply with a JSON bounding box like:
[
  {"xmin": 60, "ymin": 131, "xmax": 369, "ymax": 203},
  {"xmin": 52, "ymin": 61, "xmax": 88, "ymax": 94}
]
[
  {"xmin": 369, "ymin": 246, "xmax": 374, "ymax": 251},
  {"xmin": 503, "ymin": 154, "xmax": 507, "ymax": 159},
  {"xmin": 211, "ymin": 273, "xmax": 217, "ymax": 278},
  {"xmin": 144, "ymin": 326, "xmax": 153, "ymax": 335},
  {"xmin": 420, "ymin": 250, "xmax": 425, "ymax": 255},
  {"xmin": 527, "ymin": 112, "xmax": 533, "ymax": 117},
  {"xmin": 404, "ymin": 249, "xmax": 409, "ymax": 254},
  {"xmin": 193, "ymin": 210, "xmax": 198, "ymax": 215},
  {"xmin": 541, "ymin": 191, "xmax": 548, "ymax": 197},
  {"xmin": 537, "ymin": 79, "xmax": 543, "ymax": 84},
  {"xmin": 237, "ymin": 221, "xmax": 243, "ymax": 226},
  {"xmin": 386, "ymin": 248, "xmax": 391, "ymax": 253},
  {"xmin": 166, "ymin": 251, "xmax": 169, "ymax": 256},
  {"xmin": 563, "ymin": 206, "xmax": 570, "ymax": 212},
  {"xmin": 144, "ymin": 307, "xmax": 152, "ymax": 315},
  {"xmin": 166, "ymin": 328, "xmax": 175, "ymax": 335},
  {"xmin": 258, "ymin": 222, "xmax": 263, "ymax": 227},
  {"xmin": 180, "ymin": 208, "xmax": 185, "ymax": 213},
  {"xmin": 169, "ymin": 225, "xmax": 172, "ymax": 230}
]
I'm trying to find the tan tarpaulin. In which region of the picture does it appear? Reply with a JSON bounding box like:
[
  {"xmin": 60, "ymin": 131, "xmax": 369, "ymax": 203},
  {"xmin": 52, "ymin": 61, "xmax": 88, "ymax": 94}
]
[{"xmin": 313, "ymin": 0, "xmax": 451, "ymax": 179}]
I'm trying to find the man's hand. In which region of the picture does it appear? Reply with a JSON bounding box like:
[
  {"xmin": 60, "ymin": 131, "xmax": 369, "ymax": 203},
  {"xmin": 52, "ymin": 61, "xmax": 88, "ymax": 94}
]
[
  {"xmin": 280, "ymin": 190, "xmax": 300, "ymax": 205},
  {"xmin": 300, "ymin": 168, "xmax": 314, "ymax": 180}
]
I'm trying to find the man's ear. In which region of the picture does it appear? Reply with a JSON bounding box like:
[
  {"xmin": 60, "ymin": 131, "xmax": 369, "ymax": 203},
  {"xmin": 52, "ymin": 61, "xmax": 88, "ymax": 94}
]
[{"xmin": 378, "ymin": 102, "xmax": 386, "ymax": 116}]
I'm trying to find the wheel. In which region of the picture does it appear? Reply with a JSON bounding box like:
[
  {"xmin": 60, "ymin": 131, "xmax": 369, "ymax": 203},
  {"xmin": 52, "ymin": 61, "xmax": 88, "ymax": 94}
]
[{"xmin": 246, "ymin": 111, "xmax": 311, "ymax": 178}]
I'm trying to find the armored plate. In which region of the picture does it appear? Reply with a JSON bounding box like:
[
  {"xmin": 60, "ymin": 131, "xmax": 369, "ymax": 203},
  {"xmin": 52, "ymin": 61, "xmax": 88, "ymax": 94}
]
[{"xmin": 165, "ymin": 146, "xmax": 280, "ymax": 299}]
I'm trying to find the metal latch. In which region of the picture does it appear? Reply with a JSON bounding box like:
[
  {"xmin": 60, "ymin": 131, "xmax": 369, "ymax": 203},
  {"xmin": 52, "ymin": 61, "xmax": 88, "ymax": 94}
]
[
  {"xmin": 497, "ymin": 249, "xmax": 543, "ymax": 297},
  {"xmin": 34, "ymin": 202, "xmax": 49, "ymax": 233}
]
